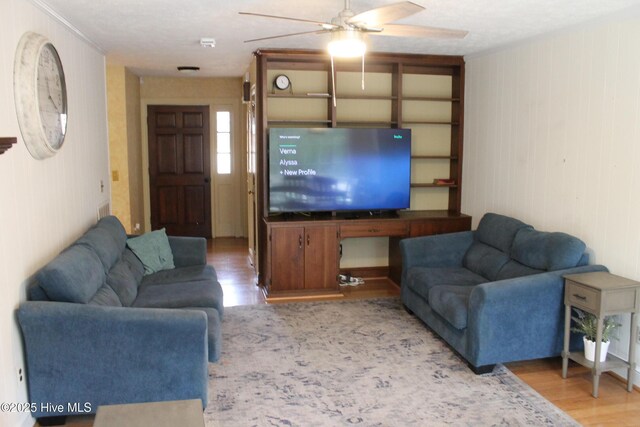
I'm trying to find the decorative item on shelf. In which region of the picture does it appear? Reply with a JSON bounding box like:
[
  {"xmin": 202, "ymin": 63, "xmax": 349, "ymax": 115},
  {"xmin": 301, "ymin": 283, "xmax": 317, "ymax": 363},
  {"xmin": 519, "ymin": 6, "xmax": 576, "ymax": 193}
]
[
  {"xmin": 13, "ymin": 32, "xmax": 68, "ymax": 160},
  {"xmin": 433, "ymin": 178, "xmax": 455, "ymax": 185},
  {"xmin": 272, "ymin": 74, "xmax": 292, "ymax": 94},
  {"xmin": 571, "ymin": 308, "xmax": 620, "ymax": 362},
  {"xmin": 0, "ymin": 137, "xmax": 18, "ymax": 155}
]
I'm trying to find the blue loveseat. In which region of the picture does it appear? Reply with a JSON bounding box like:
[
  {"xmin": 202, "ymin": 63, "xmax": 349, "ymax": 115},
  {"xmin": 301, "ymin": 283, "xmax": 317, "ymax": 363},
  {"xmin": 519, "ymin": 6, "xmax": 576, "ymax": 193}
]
[
  {"xmin": 400, "ymin": 213, "xmax": 607, "ymax": 373},
  {"xmin": 18, "ymin": 216, "xmax": 223, "ymax": 423}
]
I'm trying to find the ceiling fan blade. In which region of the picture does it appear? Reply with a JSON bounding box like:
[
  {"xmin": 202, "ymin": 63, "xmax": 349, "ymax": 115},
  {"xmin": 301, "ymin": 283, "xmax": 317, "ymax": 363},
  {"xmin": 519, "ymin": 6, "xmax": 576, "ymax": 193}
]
[
  {"xmin": 347, "ymin": 1, "xmax": 424, "ymax": 28},
  {"xmin": 376, "ymin": 24, "xmax": 468, "ymax": 39},
  {"xmin": 239, "ymin": 12, "xmax": 339, "ymax": 30},
  {"xmin": 244, "ymin": 30, "xmax": 330, "ymax": 43}
]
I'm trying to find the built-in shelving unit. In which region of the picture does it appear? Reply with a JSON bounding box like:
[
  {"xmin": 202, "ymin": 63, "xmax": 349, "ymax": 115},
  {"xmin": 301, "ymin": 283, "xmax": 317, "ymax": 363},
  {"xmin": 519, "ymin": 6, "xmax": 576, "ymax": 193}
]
[{"xmin": 253, "ymin": 49, "xmax": 467, "ymax": 291}]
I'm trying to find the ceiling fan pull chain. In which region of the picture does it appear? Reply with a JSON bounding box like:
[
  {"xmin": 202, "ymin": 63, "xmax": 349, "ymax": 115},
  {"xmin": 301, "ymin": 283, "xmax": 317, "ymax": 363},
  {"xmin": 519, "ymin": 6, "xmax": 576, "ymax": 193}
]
[{"xmin": 331, "ymin": 54, "xmax": 337, "ymax": 108}]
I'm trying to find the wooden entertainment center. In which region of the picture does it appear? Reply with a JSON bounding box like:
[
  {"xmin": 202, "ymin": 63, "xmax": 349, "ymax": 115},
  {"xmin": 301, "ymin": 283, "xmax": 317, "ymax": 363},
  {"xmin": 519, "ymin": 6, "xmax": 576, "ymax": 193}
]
[
  {"xmin": 265, "ymin": 211, "xmax": 470, "ymax": 296},
  {"xmin": 253, "ymin": 49, "xmax": 469, "ymax": 297}
]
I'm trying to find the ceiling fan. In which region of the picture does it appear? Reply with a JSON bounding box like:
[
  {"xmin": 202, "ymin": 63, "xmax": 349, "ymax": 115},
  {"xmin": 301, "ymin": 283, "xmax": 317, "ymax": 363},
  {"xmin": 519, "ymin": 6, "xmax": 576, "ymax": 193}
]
[
  {"xmin": 239, "ymin": 0, "xmax": 468, "ymax": 54},
  {"xmin": 240, "ymin": 1, "xmax": 467, "ymax": 104}
]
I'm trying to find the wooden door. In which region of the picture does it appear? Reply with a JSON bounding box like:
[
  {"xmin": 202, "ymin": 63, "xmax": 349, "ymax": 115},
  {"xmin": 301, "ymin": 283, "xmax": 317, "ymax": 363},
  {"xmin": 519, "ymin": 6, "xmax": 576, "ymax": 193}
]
[
  {"xmin": 246, "ymin": 90, "xmax": 258, "ymax": 268},
  {"xmin": 269, "ymin": 226, "xmax": 304, "ymax": 292},
  {"xmin": 148, "ymin": 105, "xmax": 212, "ymax": 237},
  {"xmin": 304, "ymin": 225, "xmax": 339, "ymax": 291}
]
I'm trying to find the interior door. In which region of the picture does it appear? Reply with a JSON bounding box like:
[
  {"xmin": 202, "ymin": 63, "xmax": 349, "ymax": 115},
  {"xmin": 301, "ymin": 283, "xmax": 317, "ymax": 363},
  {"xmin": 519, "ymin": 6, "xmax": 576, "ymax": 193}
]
[
  {"xmin": 148, "ymin": 105, "xmax": 212, "ymax": 237},
  {"xmin": 247, "ymin": 91, "xmax": 258, "ymax": 266}
]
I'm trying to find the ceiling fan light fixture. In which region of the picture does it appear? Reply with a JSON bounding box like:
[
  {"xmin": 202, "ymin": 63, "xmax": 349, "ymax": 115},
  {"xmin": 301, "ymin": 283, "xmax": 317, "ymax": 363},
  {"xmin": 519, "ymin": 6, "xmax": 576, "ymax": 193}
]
[{"xmin": 327, "ymin": 30, "xmax": 366, "ymax": 58}]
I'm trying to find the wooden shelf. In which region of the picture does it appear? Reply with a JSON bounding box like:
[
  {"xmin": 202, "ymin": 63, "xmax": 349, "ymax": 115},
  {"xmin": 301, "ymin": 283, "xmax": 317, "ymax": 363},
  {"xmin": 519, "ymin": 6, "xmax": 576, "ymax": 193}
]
[
  {"xmin": 268, "ymin": 119, "xmax": 331, "ymax": 125},
  {"xmin": 411, "ymin": 155, "xmax": 458, "ymax": 160},
  {"xmin": 411, "ymin": 183, "xmax": 458, "ymax": 188},
  {"xmin": 403, "ymin": 121, "xmax": 459, "ymax": 125},
  {"xmin": 268, "ymin": 93, "xmax": 330, "ymax": 99},
  {"xmin": 403, "ymin": 96, "xmax": 460, "ymax": 102},
  {"xmin": 0, "ymin": 137, "xmax": 17, "ymax": 155},
  {"xmin": 566, "ymin": 351, "xmax": 630, "ymax": 371},
  {"xmin": 337, "ymin": 95, "xmax": 397, "ymax": 101},
  {"xmin": 336, "ymin": 121, "xmax": 398, "ymax": 127}
]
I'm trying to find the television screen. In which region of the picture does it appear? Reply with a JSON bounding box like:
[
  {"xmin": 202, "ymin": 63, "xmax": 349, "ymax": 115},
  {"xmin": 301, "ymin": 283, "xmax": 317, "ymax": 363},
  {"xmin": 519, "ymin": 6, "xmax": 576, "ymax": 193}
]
[{"xmin": 269, "ymin": 127, "xmax": 411, "ymax": 213}]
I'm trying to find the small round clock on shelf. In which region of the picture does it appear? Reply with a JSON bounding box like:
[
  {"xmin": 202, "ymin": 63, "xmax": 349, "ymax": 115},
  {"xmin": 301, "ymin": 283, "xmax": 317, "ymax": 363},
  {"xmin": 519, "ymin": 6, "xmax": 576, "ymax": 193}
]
[
  {"xmin": 13, "ymin": 31, "xmax": 68, "ymax": 160},
  {"xmin": 273, "ymin": 74, "xmax": 292, "ymax": 93}
]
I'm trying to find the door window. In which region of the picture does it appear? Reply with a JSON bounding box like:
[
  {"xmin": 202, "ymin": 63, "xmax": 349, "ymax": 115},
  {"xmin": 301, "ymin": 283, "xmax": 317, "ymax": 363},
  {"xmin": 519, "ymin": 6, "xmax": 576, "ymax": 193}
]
[{"xmin": 216, "ymin": 111, "xmax": 231, "ymax": 175}]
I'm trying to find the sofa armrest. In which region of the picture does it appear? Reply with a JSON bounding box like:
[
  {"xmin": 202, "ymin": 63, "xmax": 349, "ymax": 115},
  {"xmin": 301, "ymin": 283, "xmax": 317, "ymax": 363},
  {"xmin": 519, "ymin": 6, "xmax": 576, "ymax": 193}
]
[
  {"xmin": 467, "ymin": 264, "xmax": 608, "ymax": 367},
  {"xmin": 18, "ymin": 301, "xmax": 208, "ymax": 417},
  {"xmin": 400, "ymin": 231, "xmax": 474, "ymax": 272},
  {"xmin": 168, "ymin": 236, "xmax": 207, "ymax": 267}
]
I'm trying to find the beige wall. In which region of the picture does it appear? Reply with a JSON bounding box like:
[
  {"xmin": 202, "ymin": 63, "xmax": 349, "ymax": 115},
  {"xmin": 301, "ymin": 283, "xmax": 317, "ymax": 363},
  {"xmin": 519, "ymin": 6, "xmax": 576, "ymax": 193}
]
[
  {"xmin": 140, "ymin": 76, "xmax": 247, "ymax": 237},
  {"xmin": 106, "ymin": 64, "xmax": 143, "ymax": 233},
  {"xmin": 0, "ymin": 1, "xmax": 109, "ymax": 426},
  {"xmin": 463, "ymin": 9, "xmax": 640, "ymax": 383}
]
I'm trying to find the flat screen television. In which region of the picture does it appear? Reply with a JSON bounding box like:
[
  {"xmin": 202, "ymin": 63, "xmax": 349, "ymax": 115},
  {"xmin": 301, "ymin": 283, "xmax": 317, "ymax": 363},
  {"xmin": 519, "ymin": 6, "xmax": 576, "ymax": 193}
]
[{"xmin": 268, "ymin": 127, "xmax": 411, "ymax": 213}]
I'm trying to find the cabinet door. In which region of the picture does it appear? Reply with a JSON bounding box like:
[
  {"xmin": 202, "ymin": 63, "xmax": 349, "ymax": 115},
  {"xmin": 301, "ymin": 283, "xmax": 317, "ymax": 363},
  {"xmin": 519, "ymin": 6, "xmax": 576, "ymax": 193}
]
[
  {"xmin": 270, "ymin": 226, "xmax": 304, "ymax": 292},
  {"xmin": 304, "ymin": 225, "xmax": 339, "ymax": 291}
]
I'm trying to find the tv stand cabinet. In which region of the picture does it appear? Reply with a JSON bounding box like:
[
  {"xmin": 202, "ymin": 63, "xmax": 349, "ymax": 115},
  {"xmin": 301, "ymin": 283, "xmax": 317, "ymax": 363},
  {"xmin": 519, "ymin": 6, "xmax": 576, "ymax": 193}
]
[{"xmin": 264, "ymin": 210, "xmax": 471, "ymax": 297}]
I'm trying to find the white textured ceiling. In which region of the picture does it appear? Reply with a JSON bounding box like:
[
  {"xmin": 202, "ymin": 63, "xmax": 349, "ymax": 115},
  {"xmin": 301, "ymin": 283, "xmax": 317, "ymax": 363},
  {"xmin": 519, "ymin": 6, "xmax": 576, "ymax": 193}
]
[{"xmin": 37, "ymin": 0, "xmax": 640, "ymax": 77}]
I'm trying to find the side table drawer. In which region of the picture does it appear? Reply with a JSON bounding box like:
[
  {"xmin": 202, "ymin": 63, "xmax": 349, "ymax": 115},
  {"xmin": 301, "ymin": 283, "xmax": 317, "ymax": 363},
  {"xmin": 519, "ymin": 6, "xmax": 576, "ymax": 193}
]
[{"xmin": 565, "ymin": 280, "xmax": 599, "ymax": 311}]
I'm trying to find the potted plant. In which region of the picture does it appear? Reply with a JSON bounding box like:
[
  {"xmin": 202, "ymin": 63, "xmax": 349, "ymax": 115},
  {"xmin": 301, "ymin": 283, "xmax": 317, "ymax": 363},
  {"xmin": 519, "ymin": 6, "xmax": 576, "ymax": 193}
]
[{"xmin": 571, "ymin": 308, "xmax": 620, "ymax": 362}]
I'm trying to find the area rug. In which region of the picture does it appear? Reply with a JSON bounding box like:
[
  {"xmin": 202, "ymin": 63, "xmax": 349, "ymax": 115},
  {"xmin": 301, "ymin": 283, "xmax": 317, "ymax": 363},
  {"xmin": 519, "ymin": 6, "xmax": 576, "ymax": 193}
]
[{"xmin": 205, "ymin": 298, "xmax": 578, "ymax": 426}]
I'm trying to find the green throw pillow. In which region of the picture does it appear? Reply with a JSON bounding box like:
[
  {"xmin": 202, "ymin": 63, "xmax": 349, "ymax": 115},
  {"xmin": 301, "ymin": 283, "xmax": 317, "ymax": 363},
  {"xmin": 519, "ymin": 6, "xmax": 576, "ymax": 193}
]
[{"xmin": 126, "ymin": 228, "xmax": 175, "ymax": 275}]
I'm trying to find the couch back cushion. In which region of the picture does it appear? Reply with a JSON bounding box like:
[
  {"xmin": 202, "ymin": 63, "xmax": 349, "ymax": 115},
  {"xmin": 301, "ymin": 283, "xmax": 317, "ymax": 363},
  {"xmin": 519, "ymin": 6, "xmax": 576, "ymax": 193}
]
[
  {"xmin": 462, "ymin": 242, "xmax": 510, "ymax": 281},
  {"xmin": 495, "ymin": 260, "xmax": 544, "ymax": 280},
  {"xmin": 89, "ymin": 284, "xmax": 123, "ymax": 306},
  {"xmin": 106, "ymin": 259, "xmax": 139, "ymax": 306},
  {"xmin": 36, "ymin": 244, "xmax": 106, "ymax": 303},
  {"xmin": 76, "ymin": 216, "xmax": 127, "ymax": 272},
  {"xmin": 510, "ymin": 228, "xmax": 586, "ymax": 271},
  {"xmin": 475, "ymin": 213, "xmax": 531, "ymax": 253}
]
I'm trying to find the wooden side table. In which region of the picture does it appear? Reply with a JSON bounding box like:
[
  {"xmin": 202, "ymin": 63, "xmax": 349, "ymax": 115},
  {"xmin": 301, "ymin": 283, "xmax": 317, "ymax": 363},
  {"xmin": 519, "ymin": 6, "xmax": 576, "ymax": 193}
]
[{"xmin": 562, "ymin": 271, "xmax": 640, "ymax": 397}]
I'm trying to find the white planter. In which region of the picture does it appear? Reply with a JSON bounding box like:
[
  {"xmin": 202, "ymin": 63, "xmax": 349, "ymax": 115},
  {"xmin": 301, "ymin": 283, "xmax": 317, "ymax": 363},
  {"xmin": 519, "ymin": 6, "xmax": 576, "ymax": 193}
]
[{"xmin": 583, "ymin": 337, "xmax": 610, "ymax": 362}]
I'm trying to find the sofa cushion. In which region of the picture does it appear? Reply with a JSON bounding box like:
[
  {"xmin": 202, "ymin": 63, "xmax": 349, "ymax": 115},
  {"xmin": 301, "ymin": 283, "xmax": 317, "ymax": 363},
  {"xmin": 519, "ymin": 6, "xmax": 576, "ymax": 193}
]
[
  {"xmin": 106, "ymin": 259, "xmax": 139, "ymax": 306},
  {"xmin": 495, "ymin": 260, "xmax": 544, "ymax": 280},
  {"xmin": 37, "ymin": 244, "xmax": 106, "ymax": 303},
  {"xmin": 475, "ymin": 213, "xmax": 531, "ymax": 253},
  {"xmin": 133, "ymin": 280, "xmax": 224, "ymax": 314},
  {"xmin": 428, "ymin": 285, "xmax": 474, "ymax": 330},
  {"xmin": 405, "ymin": 267, "xmax": 487, "ymax": 303},
  {"xmin": 126, "ymin": 229, "xmax": 175, "ymax": 275},
  {"xmin": 77, "ymin": 226, "xmax": 122, "ymax": 272},
  {"xmin": 141, "ymin": 264, "xmax": 218, "ymax": 287},
  {"xmin": 511, "ymin": 228, "xmax": 586, "ymax": 271},
  {"xmin": 88, "ymin": 285, "xmax": 123, "ymax": 307},
  {"xmin": 123, "ymin": 248, "xmax": 145, "ymax": 283},
  {"xmin": 462, "ymin": 242, "xmax": 510, "ymax": 281},
  {"xmin": 96, "ymin": 215, "xmax": 128, "ymax": 249}
]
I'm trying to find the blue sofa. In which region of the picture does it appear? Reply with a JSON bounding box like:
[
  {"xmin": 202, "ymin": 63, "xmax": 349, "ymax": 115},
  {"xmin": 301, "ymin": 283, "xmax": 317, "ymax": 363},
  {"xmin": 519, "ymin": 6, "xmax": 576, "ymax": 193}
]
[
  {"xmin": 400, "ymin": 213, "xmax": 607, "ymax": 373},
  {"xmin": 18, "ymin": 216, "xmax": 223, "ymax": 423}
]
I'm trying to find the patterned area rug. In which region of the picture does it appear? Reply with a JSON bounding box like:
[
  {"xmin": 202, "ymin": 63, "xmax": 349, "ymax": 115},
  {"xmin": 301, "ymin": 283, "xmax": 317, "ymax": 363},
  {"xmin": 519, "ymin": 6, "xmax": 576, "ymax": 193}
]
[{"xmin": 205, "ymin": 298, "xmax": 578, "ymax": 426}]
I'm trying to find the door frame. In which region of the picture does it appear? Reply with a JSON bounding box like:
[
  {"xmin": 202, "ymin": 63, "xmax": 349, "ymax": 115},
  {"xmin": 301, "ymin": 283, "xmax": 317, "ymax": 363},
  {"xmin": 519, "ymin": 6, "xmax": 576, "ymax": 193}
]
[{"xmin": 140, "ymin": 97, "xmax": 247, "ymax": 237}]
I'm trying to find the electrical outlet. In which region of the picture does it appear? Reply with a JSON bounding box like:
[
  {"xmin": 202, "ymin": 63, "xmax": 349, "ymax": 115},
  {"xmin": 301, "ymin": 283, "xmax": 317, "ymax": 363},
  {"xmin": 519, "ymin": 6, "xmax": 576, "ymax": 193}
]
[{"xmin": 17, "ymin": 367, "xmax": 23, "ymax": 382}]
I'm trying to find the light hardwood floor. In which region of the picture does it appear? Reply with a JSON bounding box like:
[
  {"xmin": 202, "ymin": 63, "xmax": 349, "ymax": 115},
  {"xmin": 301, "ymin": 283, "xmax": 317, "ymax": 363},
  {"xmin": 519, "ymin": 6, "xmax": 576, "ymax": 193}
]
[{"xmin": 40, "ymin": 238, "xmax": 639, "ymax": 426}]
